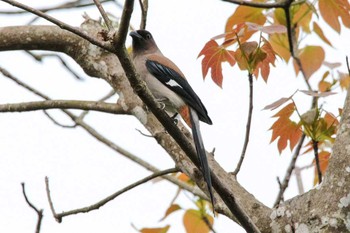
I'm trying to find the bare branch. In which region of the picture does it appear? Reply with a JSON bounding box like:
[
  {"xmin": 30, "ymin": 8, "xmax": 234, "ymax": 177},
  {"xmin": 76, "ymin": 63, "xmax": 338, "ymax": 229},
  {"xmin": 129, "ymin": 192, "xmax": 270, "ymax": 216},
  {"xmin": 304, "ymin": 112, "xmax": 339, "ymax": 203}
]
[
  {"xmin": 138, "ymin": 0, "xmax": 148, "ymax": 29},
  {"xmin": 93, "ymin": 0, "xmax": 114, "ymax": 31},
  {"xmin": 113, "ymin": 0, "xmax": 134, "ymax": 47},
  {"xmin": 43, "ymin": 110, "xmax": 77, "ymax": 128},
  {"xmin": 0, "ymin": 99, "xmax": 128, "ymax": 115},
  {"xmin": 273, "ymin": 134, "xmax": 306, "ymax": 207},
  {"xmin": 21, "ymin": 183, "xmax": 44, "ymax": 233},
  {"xmin": 25, "ymin": 51, "xmax": 85, "ymax": 80},
  {"xmin": 46, "ymin": 168, "xmax": 179, "ymax": 221},
  {"xmin": 233, "ymin": 72, "xmax": 254, "ymax": 176}
]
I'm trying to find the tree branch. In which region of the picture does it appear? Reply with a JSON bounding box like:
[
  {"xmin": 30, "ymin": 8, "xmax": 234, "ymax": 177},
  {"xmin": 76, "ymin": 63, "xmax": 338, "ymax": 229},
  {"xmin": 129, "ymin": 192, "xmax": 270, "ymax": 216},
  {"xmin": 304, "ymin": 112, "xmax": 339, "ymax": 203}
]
[
  {"xmin": 0, "ymin": 100, "xmax": 128, "ymax": 115},
  {"xmin": 45, "ymin": 168, "xmax": 179, "ymax": 222},
  {"xmin": 21, "ymin": 183, "xmax": 44, "ymax": 233},
  {"xmin": 273, "ymin": 134, "xmax": 306, "ymax": 207},
  {"xmin": 233, "ymin": 72, "xmax": 254, "ymax": 176}
]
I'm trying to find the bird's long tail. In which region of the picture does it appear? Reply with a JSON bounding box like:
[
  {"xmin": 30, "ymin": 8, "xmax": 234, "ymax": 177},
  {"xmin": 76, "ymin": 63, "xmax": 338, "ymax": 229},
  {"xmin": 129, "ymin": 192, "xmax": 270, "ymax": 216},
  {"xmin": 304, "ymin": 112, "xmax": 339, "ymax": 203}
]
[{"xmin": 189, "ymin": 107, "xmax": 215, "ymax": 210}]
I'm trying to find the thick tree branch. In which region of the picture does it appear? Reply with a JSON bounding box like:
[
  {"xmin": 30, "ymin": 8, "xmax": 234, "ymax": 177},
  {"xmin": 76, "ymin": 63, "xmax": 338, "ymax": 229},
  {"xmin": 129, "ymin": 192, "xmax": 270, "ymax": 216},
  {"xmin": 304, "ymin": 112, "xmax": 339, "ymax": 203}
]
[{"xmin": 0, "ymin": 100, "xmax": 128, "ymax": 115}]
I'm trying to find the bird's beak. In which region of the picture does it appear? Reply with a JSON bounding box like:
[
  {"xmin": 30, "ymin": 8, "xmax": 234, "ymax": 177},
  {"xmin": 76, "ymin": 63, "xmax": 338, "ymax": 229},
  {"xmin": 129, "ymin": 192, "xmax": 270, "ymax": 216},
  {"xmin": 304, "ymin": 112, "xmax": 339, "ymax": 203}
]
[{"xmin": 129, "ymin": 31, "xmax": 143, "ymax": 39}]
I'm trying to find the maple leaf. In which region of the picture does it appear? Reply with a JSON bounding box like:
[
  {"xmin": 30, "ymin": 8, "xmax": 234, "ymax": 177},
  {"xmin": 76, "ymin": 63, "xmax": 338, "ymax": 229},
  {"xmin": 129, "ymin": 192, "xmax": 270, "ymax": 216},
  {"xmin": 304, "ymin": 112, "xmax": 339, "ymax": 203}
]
[
  {"xmin": 319, "ymin": 0, "xmax": 350, "ymax": 33},
  {"xmin": 253, "ymin": 39, "xmax": 277, "ymax": 82},
  {"xmin": 234, "ymin": 41, "xmax": 258, "ymax": 71},
  {"xmin": 294, "ymin": 46, "xmax": 325, "ymax": 79},
  {"xmin": 269, "ymin": 103, "xmax": 303, "ymax": 153},
  {"xmin": 183, "ymin": 209, "xmax": 213, "ymax": 233},
  {"xmin": 198, "ymin": 40, "xmax": 236, "ymax": 88}
]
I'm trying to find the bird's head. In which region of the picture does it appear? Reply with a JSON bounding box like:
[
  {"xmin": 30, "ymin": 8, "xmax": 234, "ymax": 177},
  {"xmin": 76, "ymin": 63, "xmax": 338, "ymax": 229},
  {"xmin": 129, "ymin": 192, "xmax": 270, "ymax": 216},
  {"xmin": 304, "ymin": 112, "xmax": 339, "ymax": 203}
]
[{"xmin": 129, "ymin": 30, "xmax": 159, "ymax": 54}]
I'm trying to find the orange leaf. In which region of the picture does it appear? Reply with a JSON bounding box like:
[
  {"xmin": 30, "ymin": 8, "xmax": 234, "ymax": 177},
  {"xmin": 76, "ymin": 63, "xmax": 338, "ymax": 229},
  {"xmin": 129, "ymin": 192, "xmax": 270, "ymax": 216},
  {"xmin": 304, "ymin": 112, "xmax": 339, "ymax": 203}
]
[
  {"xmin": 268, "ymin": 33, "xmax": 291, "ymax": 62},
  {"xmin": 225, "ymin": 6, "xmax": 266, "ymax": 32},
  {"xmin": 313, "ymin": 22, "xmax": 332, "ymax": 47},
  {"xmin": 253, "ymin": 39, "xmax": 277, "ymax": 82},
  {"xmin": 292, "ymin": 2, "xmax": 313, "ymax": 33},
  {"xmin": 177, "ymin": 172, "xmax": 191, "ymax": 183},
  {"xmin": 339, "ymin": 71, "xmax": 350, "ymax": 90},
  {"xmin": 234, "ymin": 41, "xmax": 258, "ymax": 71},
  {"xmin": 313, "ymin": 151, "xmax": 331, "ymax": 185},
  {"xmin": 198, "ymin": 40, "xmax": 236, "ymax": 87},
  {"xmin": 269, "ymin": 103, "xmax": 303, "ymax": 153},
  {"xmin": 319, "ymin": 0, "xmax": 350, "ymax": 33},
  {"xmin": 183, "ymin": 209, "xmax": 213, "ymax": 233},
  {"xmin": 294, "ymin": 46, "xmax": 325, "ymax": 79},
  {"xmin": 140, "ymin": 225, "xmax": 170, "ymax": 233},
  {"xmin": 318, "ymin": 80, "xmax": 332, "ymax": 92},
  {"xmin": 159, "ymin": 204, "xmax": 181, "ymax": 221}
]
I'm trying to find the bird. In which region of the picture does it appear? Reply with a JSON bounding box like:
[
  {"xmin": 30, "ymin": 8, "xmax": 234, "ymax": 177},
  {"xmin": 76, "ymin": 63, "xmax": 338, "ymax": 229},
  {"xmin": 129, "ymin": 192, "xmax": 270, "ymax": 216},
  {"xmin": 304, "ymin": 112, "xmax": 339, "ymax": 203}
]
[{"xmin": 129, "ymin": 29, "xmax": 215, "ymax": 209}]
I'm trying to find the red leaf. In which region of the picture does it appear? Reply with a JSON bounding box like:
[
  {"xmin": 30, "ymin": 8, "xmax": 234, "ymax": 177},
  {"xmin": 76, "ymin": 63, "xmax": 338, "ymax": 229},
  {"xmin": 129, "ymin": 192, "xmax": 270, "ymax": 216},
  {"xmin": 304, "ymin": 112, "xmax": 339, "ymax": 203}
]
[
  {"xmin": 254, "ymin": 39, "xmax": 277, "ymax": 82},
  {"xmin": 198, "ymin": 40, "xmax": 236, "ymax": 88}
]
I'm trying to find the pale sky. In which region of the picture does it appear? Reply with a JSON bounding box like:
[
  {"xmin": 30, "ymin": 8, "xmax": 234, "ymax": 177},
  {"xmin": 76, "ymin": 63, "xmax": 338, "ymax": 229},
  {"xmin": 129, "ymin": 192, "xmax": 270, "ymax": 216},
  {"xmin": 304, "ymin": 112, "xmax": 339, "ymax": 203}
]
[{"xmin": 0, "ymin": 0, "xmax": 350, "ymax": 232}]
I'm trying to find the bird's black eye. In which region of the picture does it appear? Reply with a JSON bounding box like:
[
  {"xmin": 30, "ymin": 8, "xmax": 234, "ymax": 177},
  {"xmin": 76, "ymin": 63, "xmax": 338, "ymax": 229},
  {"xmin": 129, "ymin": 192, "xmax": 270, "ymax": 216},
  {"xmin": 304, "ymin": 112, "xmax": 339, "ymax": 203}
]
[{"xmin": 145, "ymin": 33, "xmax": 152, "ymax": 39}]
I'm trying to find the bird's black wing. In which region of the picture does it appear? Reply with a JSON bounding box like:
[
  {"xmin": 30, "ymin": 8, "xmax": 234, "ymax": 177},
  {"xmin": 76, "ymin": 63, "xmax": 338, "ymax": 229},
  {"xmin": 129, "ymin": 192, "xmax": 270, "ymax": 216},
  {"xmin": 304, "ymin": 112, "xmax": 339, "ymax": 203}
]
[{"xmin": 146, "ymin": 59, "xmax": 212, "ymax": 125}]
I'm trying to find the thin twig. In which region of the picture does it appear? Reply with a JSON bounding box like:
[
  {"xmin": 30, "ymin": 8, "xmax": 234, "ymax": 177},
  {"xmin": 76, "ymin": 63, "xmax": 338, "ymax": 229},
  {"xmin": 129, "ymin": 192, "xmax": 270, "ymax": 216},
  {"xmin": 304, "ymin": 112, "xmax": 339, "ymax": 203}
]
[
  {"xmin": 346, "ymin": 56, "xmax": 350, "ymax": 76},
  {"xmin": 43, "ymin": 110, "xmax": 77, "ymax": 128},
  {"xmin": 273, "ymin": 134, "xmax": 306, "ymax": 207},
  {"xmin": 312, "ymin": 140, "xmax": 322, "ymax": 183},
  {"xmin": 293, "ymin": 166, "xmax": 305, "ymax": 194},
  {"xmin": 46, "ymin": 168, "xmax": 179, "ymax": 221},
  {"xmin": 25, "ymin": 51, "xmax": 84, "ymax": 80},
  {"xmin": 21, "ymin": 183, "xmax": 44, "ymax": 233},
  {"xmin": 138, "ymin": 0, "xmax": 148, "ymax": 29},
  {"xmin": 233, "ymin": 72, "xmax": 254, "ymax": 175},
  {"xmin": 93, "ymin": 0, "xmax": 114, "ymax": 31},
  {"xmin": 0, "ymin": 0, "xmax": 114, "ymax": 14}
]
